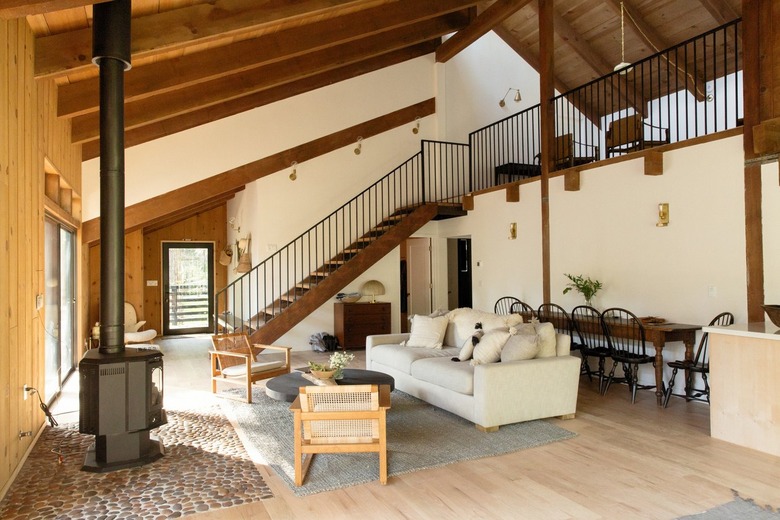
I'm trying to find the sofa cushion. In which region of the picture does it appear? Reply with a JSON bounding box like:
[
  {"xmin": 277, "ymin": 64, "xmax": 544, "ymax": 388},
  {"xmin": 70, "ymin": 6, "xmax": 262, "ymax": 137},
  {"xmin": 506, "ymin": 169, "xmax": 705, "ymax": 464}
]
[
  {"xmin": 444, "ymin": 308, "xmax": 523, "ymax": 348},
  {"xmin": 534, "ymin": 321, "xmax": 557, "ymax": 358},
  {"xmin": 457, "ymin": 327, "xmax": 483, "ymax": 362},
  {"xmin": 501, "ymin": 332, "xmax": 540, "ymax": 362},
  {"xmin": 402, "ymin": 314, "xmax": 448, "ymax": 349},
  {"xmin": 470, "ymin": 328, "xmax": 511, "ymax": 366},
  {"xmin": 371, "ymin": 343, "xmax": 458, "ymax": 374},
  {"xmin": 410, "ymin": 357, "xmax": 475, "ymax": 395}
]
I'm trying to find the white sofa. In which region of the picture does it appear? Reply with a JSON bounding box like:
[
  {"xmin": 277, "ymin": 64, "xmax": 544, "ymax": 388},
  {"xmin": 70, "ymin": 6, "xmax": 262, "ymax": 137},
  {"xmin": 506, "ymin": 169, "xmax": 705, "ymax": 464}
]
[{"xmin": 366, "ymin": 308, "xmax": 581, "ymax": 431}]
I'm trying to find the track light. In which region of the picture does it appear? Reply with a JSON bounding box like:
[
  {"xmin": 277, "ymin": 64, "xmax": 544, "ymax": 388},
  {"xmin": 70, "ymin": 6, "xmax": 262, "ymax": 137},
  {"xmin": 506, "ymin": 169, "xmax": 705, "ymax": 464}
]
[
  {"xmin": 412, "ymin": 117, "xmax": 420, "ymax": 134},
  {"xmin": 289, "ymin": 161, "xmax": 297, "ymax": 181},
  {"xmin": 354, "ymin": 136, "xmax": 363, "ymax": 155},
  {"xmin": 499, "ymin": 88, "xmax": 521, "ymax": 107}
]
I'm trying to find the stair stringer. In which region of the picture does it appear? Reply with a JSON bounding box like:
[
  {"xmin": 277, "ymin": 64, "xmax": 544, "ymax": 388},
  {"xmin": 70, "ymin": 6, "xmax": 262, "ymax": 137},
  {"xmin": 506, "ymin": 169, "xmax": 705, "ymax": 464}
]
[{"xmin": 249, "ymin": 203, "xmax": 440, "ymax": 346}]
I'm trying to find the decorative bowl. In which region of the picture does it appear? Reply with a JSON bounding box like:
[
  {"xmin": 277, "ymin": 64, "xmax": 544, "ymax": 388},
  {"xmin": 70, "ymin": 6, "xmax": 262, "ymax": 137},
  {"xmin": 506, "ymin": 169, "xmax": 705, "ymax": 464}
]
[
  {"xmin": 763, "ymin": 305, "xmax": 780, "ymax": 327},
  {"xmin": 311, "ymin": 369, "xmax": 336, "ymax": 379}
]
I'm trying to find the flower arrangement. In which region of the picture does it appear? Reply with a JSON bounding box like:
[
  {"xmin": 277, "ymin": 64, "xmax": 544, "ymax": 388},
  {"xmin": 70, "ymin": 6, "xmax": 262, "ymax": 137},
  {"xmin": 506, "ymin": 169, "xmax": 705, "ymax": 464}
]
[
  {"xmin": 308, "ymin": 351, "xmax": 355, "ymax": 380},
  {"xmin": 562, "ymin": 273, "xmax": 603, "ymax": 307}
]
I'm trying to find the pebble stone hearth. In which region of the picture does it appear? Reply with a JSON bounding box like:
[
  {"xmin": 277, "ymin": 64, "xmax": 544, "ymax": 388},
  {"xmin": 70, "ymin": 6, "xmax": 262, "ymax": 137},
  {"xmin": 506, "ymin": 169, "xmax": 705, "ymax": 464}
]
[{"xmin": 0, "ymin": 405, "xmax": 273, "ymax": 519}]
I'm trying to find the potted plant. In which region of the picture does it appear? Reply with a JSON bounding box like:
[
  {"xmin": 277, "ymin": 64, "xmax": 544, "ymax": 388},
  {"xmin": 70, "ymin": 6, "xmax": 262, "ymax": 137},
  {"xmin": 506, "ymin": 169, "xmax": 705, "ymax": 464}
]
[{"xmin": 563, "ymin": 273, "xmax": 603, "ymax": 307}]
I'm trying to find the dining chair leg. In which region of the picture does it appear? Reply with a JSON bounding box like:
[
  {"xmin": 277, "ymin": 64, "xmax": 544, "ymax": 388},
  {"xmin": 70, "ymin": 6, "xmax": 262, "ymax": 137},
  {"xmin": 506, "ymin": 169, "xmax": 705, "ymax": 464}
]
[
  {"xmin": 602, "ymin": 360, "xmax": 618, "ymax": 395},
  {"xmin": 581, "ymin": 354, "xmax": 593, "ymax": 381},
  {"xmin": 664, "ymin": 367, "xmax": 679, "ymax": 408},
  {"xmin": 702, "ymin": 372, "xmax": 711, "ymax": 403},
  {"xmin": 629, "ymin": 364, "xmax": 640, "ymax": 404}
]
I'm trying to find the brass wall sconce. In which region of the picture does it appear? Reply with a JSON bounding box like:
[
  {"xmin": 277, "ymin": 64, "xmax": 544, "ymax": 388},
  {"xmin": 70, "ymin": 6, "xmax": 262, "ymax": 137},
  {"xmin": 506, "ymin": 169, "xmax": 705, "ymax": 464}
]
[
  {"xmin": 412, "ymin": 117, "xmax": 420, "ymax": 134},
  {"xmin": 354, "ymin": 136, "xmax": 363, "ymax": 155},
  {"xmin": 657, "ymin": 203, "xmax": 670, "ymax": 227},
  {"xmin": 499, "ymin": 88, "xmax": 521, "ymax": 107},
  {"xmin": 289, "ymin": 161, "xmax": 297, "ymax": 181},
  {"xmin": 509, "ymin": 222, "xmax": 517, "ymax": 239}
]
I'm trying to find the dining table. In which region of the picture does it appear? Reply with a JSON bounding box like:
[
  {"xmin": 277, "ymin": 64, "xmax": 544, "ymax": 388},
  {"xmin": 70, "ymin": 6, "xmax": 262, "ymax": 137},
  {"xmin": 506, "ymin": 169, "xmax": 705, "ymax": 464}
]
[{"xmin": 534, "ymin": 311, "xmax": 701, "ymax": 406}]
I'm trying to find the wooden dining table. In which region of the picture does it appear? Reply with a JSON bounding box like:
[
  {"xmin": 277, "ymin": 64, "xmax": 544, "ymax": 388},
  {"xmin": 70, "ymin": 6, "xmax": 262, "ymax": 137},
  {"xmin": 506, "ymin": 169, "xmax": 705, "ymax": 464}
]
[{"xmin": 538, "ymin": 311, "xmax": 701, "ymax": 406}]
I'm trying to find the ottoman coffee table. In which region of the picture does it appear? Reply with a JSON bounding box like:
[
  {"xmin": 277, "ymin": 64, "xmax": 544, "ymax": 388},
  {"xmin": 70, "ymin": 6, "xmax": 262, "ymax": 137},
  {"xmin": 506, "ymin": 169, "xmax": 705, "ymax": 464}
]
[{"xmin": 265, "ymin": 368, "xmax": 395, "ymax": 403}]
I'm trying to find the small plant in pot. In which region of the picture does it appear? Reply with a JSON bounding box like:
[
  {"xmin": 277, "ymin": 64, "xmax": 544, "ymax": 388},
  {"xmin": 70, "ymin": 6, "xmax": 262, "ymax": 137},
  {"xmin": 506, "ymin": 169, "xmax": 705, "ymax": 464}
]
[{"xmin": 563, "ymin": 273, "xmax": 603, "ymax": 308}]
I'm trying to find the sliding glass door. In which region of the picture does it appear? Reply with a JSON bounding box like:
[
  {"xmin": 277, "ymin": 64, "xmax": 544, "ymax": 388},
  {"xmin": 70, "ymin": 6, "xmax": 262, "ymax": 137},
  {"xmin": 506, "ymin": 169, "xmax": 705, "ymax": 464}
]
[
  {"xmin": 44, "ymin": 218, "xmax": 76, "ymax": 403},
  {"xmin": 162, "ymin": 242, "xmax": 214, "ymax": 335}
]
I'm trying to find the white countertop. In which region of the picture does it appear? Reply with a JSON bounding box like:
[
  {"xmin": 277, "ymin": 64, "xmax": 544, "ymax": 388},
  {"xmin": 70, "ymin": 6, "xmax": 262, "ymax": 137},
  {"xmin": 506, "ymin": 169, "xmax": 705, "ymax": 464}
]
[{"xmin": 704, "ymin": 322, "xmax": 780, "ymax": 340}]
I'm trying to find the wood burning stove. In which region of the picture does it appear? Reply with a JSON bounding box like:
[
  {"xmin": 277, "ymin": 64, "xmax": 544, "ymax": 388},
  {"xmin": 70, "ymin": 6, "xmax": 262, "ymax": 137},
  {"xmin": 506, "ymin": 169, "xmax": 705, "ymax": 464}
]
[{"xmin": 79, "ymin": 347, "xmax": 167, "ymax": 472}]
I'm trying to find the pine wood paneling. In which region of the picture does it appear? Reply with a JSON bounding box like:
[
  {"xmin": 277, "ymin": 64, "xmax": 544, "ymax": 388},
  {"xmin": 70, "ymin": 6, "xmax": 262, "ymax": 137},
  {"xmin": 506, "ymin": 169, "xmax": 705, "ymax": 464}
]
[{"xmin": 0, "ymin": 17, "xmax": 81, "ymax": 498}]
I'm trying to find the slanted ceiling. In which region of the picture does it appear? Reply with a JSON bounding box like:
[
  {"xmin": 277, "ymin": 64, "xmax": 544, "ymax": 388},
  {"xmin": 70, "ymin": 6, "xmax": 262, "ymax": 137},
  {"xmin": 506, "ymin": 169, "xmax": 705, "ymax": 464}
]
[{"xmin": 1, "ymin": 0, "xmax": 741, "ymax": 163}]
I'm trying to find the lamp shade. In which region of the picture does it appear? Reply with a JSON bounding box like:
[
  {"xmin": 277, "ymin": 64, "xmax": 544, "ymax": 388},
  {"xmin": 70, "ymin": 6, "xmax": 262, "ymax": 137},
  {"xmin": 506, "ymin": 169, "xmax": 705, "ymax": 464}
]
[{"xmin": 360, "ymin": 280, "xmax": 385, "ymax": 303}]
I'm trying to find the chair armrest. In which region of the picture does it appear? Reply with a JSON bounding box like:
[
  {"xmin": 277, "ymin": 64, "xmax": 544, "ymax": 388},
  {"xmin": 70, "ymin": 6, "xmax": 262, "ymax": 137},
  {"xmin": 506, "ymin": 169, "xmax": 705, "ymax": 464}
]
[
  {"xmin": 209, "ymin": 349, "xmax": 251, "ymax": 359},
  {"xmin": 252, "ymin": 344, "xmax": 292, "ymax": 367}
]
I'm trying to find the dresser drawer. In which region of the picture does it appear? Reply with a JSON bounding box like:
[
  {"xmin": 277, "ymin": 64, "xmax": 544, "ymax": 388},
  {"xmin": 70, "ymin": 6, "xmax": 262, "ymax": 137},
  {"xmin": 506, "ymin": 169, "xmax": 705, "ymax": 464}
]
[{"xmin": 334, "ymin": 302, "xmax": 391, "ymax": 349}]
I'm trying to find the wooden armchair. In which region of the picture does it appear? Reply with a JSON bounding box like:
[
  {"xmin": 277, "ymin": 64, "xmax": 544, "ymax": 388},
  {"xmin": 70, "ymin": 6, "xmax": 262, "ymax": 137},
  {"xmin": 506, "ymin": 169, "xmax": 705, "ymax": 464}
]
[
  {"xmin": 292, "ymin": 384, "xmax": 390, "ymax": 486},
  {"xmin": 210, "ymin": 333, "xmax": 291, "ymax": 403},
  {"xmin": 553, "ymin": 133, "xmax": 599, "ymax": 170},
  {"xmin": 605, "ymin": 114, "xmax": 669, "ymax": 157}
]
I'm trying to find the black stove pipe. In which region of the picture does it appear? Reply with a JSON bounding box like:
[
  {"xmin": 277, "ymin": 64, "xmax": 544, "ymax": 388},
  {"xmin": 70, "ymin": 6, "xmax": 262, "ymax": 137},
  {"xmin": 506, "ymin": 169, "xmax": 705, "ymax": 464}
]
[{"xmin": 93, "ymin": 0, "xmax": 131, "ymax": 355}]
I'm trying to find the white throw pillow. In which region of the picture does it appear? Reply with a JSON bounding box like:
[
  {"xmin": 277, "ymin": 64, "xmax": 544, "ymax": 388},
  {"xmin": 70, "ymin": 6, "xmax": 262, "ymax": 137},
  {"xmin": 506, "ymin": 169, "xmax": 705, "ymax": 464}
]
[
  {"xmin": 534, "ymin": 321, "xmax": 557, "ymax": 358},
  {"xmin": 501, "ymin": 332, "xmax": 540, "ymax": 362},
  {"xmin": 458, "ymin": 327, "xmax": 483, "ymax": 361},
  {"xmin": 402, "ymin": 315, "xmax": 449, "ymax": 349},
  {"xmin": 470, "ymin": 328, "xmax": 511, "ymax": 366}
]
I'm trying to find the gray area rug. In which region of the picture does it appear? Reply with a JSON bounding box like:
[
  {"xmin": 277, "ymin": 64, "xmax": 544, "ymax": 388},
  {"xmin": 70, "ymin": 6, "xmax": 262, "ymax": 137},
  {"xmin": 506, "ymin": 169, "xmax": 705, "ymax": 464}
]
[
  {"xmin": 221, "ymin": 388, "xmax": 576, "ymax": 496},
  {"xmin": 0, "ymin": 404, "xmax": 272, "ymax": 519},
  {"xmin": 678, "ymin": 493, "xmax": 780, "ymax": 519}
]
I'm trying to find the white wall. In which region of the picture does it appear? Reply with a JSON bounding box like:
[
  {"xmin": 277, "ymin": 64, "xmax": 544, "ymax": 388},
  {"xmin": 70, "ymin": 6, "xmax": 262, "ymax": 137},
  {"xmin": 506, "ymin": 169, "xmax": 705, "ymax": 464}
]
[{"xmin": 764, "ymin": 161, "xmax": 780, "ymax": 306}]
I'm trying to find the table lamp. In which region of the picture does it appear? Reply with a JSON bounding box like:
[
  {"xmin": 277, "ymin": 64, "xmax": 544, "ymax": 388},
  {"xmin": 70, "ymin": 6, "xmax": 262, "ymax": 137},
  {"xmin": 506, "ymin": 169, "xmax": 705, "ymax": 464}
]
[{"xmin": 361, "ymin": 280, "xmax": 385, "ymax": 303}]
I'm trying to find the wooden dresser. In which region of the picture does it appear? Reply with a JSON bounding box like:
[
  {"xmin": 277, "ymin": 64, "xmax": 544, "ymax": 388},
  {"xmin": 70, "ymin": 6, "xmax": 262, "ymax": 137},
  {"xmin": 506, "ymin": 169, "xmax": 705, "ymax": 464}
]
[{"xmin": 334, "ymin": 302, "xmax": 391, "ymax": 350}]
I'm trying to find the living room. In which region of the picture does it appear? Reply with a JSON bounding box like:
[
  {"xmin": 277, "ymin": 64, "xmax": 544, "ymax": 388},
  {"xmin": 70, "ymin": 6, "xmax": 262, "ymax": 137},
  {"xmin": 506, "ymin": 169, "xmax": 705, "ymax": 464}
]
[{"xmin": 2, "ymin": 1, "xmax": 780, "ymax": 517}]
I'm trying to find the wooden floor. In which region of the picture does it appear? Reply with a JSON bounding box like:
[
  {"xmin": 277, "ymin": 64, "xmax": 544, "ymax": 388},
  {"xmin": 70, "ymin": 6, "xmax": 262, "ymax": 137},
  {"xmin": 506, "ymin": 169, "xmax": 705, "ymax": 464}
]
[{"xmin": 54, "ymin": 337, "xmax": 780, "ymax": 520}]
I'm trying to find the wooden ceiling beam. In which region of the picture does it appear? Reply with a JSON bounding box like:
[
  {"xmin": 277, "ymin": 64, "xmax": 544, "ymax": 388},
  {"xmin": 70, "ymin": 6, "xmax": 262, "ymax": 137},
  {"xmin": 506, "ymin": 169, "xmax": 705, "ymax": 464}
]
[
  {"xmin": 35, "ymin": 0, "xmax": 395, "ymax": 79},
  {"xmin": 436, "ymin": 0, "xmax": 532, "ymax": 62},
  {"xmin": 70, "ymin": 16, "xmax": 463, "ymax": 144},
  {"xmin": 697, "ymin": 0, "xmax": 740, "ymax": 25},
  {"xmin": 58, "ymin": 0, "xmax": 477, "ymax": 118},
  {"xmin": 0, "ymin": 0, "xmax": 105, "ymax": 20},
  {"xmin": 81, "ymin": 98, "xmax": 436, "ymax": 245},
  {"xmin": 81, "ymin": 42, "xmax": 437, "ymax": 161}
]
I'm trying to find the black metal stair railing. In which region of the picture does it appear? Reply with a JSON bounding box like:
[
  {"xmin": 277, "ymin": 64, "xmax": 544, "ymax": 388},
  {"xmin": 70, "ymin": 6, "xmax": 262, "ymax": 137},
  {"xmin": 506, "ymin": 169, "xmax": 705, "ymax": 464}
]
[{"xmin": 215, "ymin": 140, "xmax": 470, "ymax": 334}]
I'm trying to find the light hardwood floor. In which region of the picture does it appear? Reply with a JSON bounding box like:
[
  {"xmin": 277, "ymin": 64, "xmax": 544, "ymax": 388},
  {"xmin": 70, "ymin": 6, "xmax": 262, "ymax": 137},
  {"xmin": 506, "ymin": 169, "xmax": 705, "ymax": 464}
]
[{"xmin": 54, "ymin": 337, "xmax": 780, "ymax": 520}]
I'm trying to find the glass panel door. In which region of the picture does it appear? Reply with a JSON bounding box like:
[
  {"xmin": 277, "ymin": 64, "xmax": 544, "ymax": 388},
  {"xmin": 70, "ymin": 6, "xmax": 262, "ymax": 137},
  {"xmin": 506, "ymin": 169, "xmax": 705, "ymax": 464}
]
[
  {"xmin": 44, "ymin": 218, "xmax": 76, "ymax": 403},
  {"xmin": 162, "ymin": 242, "xmax": 214, "ymax": 335}
]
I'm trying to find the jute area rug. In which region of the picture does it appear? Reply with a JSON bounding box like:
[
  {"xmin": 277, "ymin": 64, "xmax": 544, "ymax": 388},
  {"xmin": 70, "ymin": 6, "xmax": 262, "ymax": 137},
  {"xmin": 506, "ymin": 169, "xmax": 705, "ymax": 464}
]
[
  {"xmin": 221, "ymin": 388, "xmax": 576, "ymax": 496},
  {"xmin": 0, "ymin": 404, "xmax": 272, "ymax": 519},
  {"xmin": 677, "ymin": 492, "xmax": 780, "ymax": 519}
]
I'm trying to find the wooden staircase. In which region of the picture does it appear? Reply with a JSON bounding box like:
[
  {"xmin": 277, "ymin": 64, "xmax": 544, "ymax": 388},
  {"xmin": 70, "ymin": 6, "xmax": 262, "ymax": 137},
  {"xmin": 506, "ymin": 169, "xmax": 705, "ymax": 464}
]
[{"xmin": 237, "ymin": 202, "xmax": 455, "ymax": 345}]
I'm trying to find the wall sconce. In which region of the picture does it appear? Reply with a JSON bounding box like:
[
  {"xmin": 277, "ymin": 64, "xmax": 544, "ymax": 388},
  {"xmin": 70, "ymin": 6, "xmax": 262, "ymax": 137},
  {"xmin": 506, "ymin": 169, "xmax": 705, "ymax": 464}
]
[
  {"xmin": 656, "ymin": 203, "xmax": 670, "ymax": 227},
  {"xmin": 228, "ymin": 217, "xmax": 240, "ymax": 234},
  {"xmin": 509, "ymin": 222, "xmax": 517, "ymax": 240},
  {"xmin": 360, "ymin": 279, "xmax": 385, "ymax": 303},
  {"xmin": 499, "ymin": 88, "xmax": 522, "ymax": 107},
  {"xmin": 354, "ymin": 136, "xmax": 363, "ymax": 155},
  {"xmin": 289, "ymin": 161, "xmax": 297, "ymax": 181},
  {"xmin": 412, "ymin": 117, "xmax": 420, "ymax": 134}
]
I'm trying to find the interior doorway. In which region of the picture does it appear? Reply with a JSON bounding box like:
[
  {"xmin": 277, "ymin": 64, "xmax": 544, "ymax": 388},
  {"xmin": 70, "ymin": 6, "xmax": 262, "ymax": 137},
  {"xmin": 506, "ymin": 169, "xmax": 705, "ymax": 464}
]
[
  {"xmin": 43, "ymin": 218, "xmax": 76, "ymax": 404},
  {"xmin": 162, "ymin": 242, "xmax": 214, "ymax": 335},
  {"xmin": 447, "ymin": 238, "xmax": 472, "ymax": 309}
]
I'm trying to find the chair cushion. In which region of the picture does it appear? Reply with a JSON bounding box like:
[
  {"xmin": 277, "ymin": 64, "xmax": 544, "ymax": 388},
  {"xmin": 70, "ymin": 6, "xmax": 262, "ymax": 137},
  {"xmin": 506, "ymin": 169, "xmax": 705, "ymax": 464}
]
[
  {"xmin": 221, "ymin": 359, "xmax": 285, "ymax": 377},
  {"xmin": 411, "ymin": 357, "xmax": 475, "ymax": 395},
  {"xmin": 371, "ymin": 344, "xmax": 458, "ymax": 374}
]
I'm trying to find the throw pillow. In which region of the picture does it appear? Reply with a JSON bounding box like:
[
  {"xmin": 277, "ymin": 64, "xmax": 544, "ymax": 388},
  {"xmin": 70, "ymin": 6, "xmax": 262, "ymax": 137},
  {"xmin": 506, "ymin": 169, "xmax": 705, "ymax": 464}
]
[
  {"xmin": 457, "ymin": 324, "xmax": 484, "ymax": 362},
  {"xmin": 501, "ymin": 332, "xmax": 540, "ymax": 362},
  {"xmin": 470, "ymin": 328, "xmax": 511, "ymax": 366},
  {"xmin": 534, "ymin": 321, "xmax": 557, "ymax": 358},
  {"xmin": 402, "ymin": 314, "xmax": 449, "ymax": 349}
]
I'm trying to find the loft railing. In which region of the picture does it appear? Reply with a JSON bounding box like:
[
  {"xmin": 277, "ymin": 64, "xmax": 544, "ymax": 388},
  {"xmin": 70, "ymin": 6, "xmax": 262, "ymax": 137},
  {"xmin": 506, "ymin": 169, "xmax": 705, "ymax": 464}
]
[
  {"xmin": 553, "ymin": 18, "xmax": 742, "ymax": 164},
  {"xmin": 215, "ymin": 140, "xmax": 469, "ymax": 334},
  {"xmin": 469, "ymin": 104, "xmax": 541, "ymax": 191}
]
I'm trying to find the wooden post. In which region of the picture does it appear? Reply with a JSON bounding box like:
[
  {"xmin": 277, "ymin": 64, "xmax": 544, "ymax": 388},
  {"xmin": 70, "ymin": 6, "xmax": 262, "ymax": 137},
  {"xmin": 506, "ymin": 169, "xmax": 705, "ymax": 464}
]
[{"xmin": 538, "ymin": 0, "xmax": 554, "ymax": 304}]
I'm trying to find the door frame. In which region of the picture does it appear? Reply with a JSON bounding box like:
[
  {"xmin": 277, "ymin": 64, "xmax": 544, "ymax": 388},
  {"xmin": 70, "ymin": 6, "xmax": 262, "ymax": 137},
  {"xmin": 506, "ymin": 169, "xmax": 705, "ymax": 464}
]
[{"xmin": 161, "ymin": 241, "xmax": 215, "ymax": 335}]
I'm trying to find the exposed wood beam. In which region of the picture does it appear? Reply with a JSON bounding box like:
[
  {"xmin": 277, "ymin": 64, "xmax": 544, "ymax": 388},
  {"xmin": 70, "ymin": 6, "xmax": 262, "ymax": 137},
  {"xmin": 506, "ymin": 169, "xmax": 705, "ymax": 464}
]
[
  {"xmin": 604, "ymin": 0, "xmax": 705, "ymax": 102},
  {"xmin": 58, "ymin": 0, "xmax": 477, "ymax": 118},
  {"xmin": 81, "ymin": 43, "xmax": 436, "ymax": 161},
  {"xmin": 697, "ymin": 0, "xmax": 740, "ymax": 24},
  {"xmin": 35, "ymin": 0, "xmax": 395, "ymax": 79},
  {"xmin": 539, "ymin": 0, "xmax": 553, "ymax": 304},
  {"xmin": 753, "ymin": 117, "xmax": 780, "ymax": 155},
  {"xmin": 436, "ymin": 0, "xmax": 531, "ymax": 62},
  {"xmin": 81, "ymin": 99, "xmax": 436, "ymax": 244},
  {"xmin": 70, "ymin": 16, "xmax": 459, "ymax": 144},
  {"xmin": 0, "ymin": 0, "xmax": 105, "ymax": 19}
]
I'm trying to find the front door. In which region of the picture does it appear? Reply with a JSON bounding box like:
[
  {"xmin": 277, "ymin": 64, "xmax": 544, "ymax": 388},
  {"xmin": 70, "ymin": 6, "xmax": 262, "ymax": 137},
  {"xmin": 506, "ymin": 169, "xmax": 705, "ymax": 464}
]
[
  {"xmin": 162, "ymin": 242, "xmax": 214, "ymax": 335},
  {"xmin": 406, "ymin": 237, "xmax": 432, "ymax": 316}
]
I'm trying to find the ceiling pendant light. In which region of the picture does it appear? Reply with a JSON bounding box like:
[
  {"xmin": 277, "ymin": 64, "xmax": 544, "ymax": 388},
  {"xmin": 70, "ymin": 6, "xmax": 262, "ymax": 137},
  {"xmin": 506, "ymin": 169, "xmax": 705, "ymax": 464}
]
[{"xmin": 614, "ymin": 1, "xmax": 633, "ymax": 74}]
